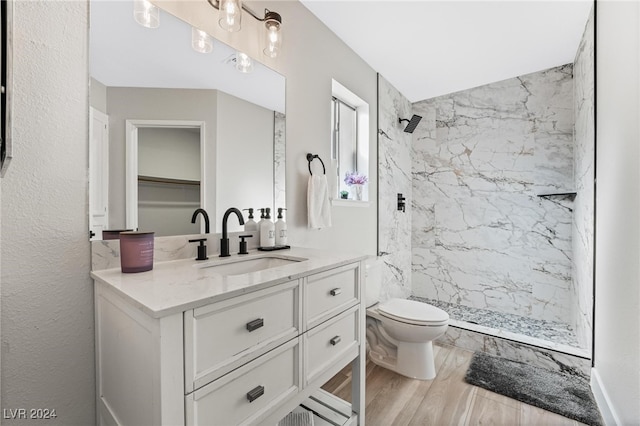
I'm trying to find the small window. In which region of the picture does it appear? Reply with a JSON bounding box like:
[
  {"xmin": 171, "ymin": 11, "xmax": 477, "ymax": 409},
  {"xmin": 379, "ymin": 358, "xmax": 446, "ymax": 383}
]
[
  {"xmin": 331, "ymin": 97, "xmax": 358, "ymax": 195},
  {"xmin": 331, "ymin": 80, "xmax": 369, "ymax": 202}
]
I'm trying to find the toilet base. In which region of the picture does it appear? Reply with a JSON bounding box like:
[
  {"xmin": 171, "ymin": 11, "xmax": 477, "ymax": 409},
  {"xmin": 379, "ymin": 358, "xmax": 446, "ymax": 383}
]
[
  {"xmin": 399, "ymin": 341, "xmax": 436, "ymax": 380},
  {"xmin": 367, "ymin": 317, "xmax": 438, "ymax": 380},
  {"xmin": 369, "ymin": 341, "xmax": 436, "ymax": 380}
]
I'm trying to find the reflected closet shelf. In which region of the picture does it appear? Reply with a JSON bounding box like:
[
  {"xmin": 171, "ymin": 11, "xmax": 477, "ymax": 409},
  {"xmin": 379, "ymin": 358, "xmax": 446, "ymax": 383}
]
[{"xmin": 138, "ymin": 175, "xmax": 200, "ymax": 186}]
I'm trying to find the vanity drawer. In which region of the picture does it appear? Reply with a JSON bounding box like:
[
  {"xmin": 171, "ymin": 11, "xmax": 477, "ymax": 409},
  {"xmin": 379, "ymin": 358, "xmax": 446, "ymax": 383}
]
[
  {"xmin": 305, "ymin": 263, "xmax": 360, "ymax": 329},
  {"xmin": 305, "ymin": 305, "xmax": 359, "ymax": 384},
  {"xmin": 186, "ymin": 338, "xmax": 300, "ymax": 426},
  {"xmin": 184, "ymin": 280, "xmax": 301, "ymax": 392}
]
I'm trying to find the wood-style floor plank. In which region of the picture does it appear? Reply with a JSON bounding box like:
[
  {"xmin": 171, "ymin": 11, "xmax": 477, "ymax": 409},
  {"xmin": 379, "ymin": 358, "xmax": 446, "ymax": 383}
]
[
  {"xmin": 324, "ymin": 343, "xmax": 588, "ymax": 426},
  {"xmin": 474, "ymin": 385, "xmax": 520, "ymax": 409},
  {"xmin": 365, "ymin": 368, "xmax": 422, "ymax": 426},
  {"xmin": 389, "ymin": 344, "xmax": 449, "ymax": 426},
  {"xmin": 521, "ymin": 403, "xmax": 583, "ymax": 426},
  {"xmin": 407, "ymin": 346, "xmax": 476, "ymax": 426},
  {"xmin": 465, "ymin": 394, "xmax": 520, "ymax": 426},
  {"xmin": 322, "ymin": 368, "xmax": 350, "ymax": 394}
]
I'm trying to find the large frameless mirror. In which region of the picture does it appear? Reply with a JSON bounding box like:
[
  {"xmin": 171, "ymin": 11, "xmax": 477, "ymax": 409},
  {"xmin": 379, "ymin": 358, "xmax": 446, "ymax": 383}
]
[{"xmin": 89, "ymin": 0, "xmax": 285, "ymax": 238}]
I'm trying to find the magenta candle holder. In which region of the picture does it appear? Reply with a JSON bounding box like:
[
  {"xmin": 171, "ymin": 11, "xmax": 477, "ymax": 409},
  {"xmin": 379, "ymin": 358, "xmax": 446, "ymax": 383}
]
[{"xmin": 119, "ymin": 231, "xmax": 154, "ymax": 273}]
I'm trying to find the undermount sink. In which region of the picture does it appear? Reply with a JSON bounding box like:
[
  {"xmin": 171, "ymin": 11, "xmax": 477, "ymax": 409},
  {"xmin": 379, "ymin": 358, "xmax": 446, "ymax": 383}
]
[{"xmin": 197, "ymin": 255, "xmax": 305, "ymax": 276}]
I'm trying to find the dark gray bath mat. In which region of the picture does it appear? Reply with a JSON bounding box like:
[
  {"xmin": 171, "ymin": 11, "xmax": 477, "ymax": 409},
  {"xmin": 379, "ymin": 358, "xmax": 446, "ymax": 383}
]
[{"xmin": 464, "ymin": 352, "xmax": 603, "ymax": 426}]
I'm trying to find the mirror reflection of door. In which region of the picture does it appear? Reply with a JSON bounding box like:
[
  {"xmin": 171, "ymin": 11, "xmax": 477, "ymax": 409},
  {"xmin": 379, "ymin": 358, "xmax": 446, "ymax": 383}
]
[
  {"xmin": 89, "ymin": 107, "xmax": 109, "ymax": 240},
  {"xmin": 138, "ymin": 127, "xmax": 201, "ymax": 236},
  {"xmin": 125, "ymin": 120, "xmax": 205, "ymax": 236}
]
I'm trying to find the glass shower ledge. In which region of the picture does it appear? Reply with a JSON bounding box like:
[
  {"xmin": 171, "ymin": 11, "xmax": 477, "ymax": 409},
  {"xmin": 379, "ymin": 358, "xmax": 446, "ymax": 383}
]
[{"xmin": 537, "ymin": 191, "xmax": 577, "ymax": 201}]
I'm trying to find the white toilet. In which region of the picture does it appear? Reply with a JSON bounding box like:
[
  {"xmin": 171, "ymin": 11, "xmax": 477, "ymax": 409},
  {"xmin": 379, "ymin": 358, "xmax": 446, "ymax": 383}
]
[{"xmin": 365, "ymin": 259, "xmax": 449, "ymax": 380}]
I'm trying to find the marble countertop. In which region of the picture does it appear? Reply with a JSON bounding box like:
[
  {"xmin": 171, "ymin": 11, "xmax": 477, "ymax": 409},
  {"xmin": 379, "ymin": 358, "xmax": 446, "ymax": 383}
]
[{"xmin": 91, "ymin": 247, "xmax": 367, "ymax": 319}]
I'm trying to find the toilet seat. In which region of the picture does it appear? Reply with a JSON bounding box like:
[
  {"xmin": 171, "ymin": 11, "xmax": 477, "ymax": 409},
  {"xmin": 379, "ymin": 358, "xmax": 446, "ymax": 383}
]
[{"xmin": 378, "ymin": 299, "xmax": 449, "ymax": 326}]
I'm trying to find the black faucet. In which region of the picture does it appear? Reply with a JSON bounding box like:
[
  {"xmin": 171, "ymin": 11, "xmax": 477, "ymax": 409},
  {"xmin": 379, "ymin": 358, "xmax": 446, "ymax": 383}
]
[
  {"xmin": 220, "ymin": 207, "xmax": 245, "ymax": 257},
  {"xmin": 191, "ymin": 208, "xmax": 210, "ymax": 234}
]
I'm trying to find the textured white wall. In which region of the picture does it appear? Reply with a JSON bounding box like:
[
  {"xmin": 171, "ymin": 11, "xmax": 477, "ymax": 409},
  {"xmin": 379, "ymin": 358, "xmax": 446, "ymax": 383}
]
[
  {"xmin": 160, "ymin": 0, "xmax": 378, "ymax": 255},
  {"xmin": 0, "ymin": 1, "xmax": 95, "ymax": 425},
  {"xmin": 594, "ymin": 1, "xmax": 640, "ymax": 423}
]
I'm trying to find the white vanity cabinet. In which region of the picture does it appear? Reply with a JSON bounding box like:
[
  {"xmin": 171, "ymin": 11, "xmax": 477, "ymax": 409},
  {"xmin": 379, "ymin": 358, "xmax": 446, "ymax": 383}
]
[{"xmin": 93, "ymin": 253, "xmax": 366, "ymax": 426}]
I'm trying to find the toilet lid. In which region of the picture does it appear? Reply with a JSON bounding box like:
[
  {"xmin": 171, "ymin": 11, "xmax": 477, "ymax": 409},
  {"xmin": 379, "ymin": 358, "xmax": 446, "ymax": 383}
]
[{"xmin": 378, "ymin": 299, "xmax": 449, "ymax": 325}]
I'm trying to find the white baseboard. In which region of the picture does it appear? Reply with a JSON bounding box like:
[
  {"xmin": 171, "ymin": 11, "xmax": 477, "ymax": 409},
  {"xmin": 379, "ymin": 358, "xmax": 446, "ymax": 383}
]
[{"xmin": 591, "ymin": 368, "xmax": 622, "ymax": 426}]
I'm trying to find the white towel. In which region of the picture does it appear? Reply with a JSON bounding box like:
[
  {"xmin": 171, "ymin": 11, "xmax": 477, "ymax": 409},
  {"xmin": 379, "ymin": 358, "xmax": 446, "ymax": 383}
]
[
  {"xmin": 307, "ymin": 174, "xmax": 332, "ymax": 229},
  {"xmin": 278, "ymin": 410, "xmax": 314, "ymax": 426}
]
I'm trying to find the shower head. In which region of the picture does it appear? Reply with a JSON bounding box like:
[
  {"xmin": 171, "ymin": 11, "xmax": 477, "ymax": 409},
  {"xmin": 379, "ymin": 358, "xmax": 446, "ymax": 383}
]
[{"xmin": 399, "ymin": 114, "xmax": 423, "ymax": 133}]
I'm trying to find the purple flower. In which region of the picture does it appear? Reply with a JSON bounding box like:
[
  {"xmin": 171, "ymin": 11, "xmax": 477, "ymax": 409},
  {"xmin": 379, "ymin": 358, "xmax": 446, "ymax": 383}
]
[{"xmin": 344, "ymin": 171, "xmax": 368, "ymax": 186}]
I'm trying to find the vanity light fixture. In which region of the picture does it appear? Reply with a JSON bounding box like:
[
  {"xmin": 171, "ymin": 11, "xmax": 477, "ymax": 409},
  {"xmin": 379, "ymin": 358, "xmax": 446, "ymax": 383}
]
[
  {"xmin": 191, "ymin": 27, "xmax": 214, "ymax": 54},
  {"xmin": 133, "ymin": 0, "xmax": 160, "ymax": 29},
  {"xmin": 218, "ymin": 0, "xmax": 242, "ymax": 32},
  {"xmin": 207, "ymin": 0, "xmax": 283, "ymax": 58},
  {"xmin": 235, "ymin": 52, "xmax": 254, "ymax": 73}
]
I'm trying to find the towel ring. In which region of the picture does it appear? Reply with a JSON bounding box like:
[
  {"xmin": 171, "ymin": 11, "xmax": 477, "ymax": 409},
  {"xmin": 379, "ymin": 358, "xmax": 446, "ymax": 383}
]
[{"xmin": 306, "ymin": 153, "xmax": 326, "ymax": 175}]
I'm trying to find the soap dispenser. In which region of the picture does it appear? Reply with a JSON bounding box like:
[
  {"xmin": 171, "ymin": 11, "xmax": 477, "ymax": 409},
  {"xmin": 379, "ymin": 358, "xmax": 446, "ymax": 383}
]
[
  {"xmin": 260, "ymin": 207, "xmax": 275, "ymax": 248},
  {"xmin": 243, "ymin": 208, "xmax": 258, "ymax": 233},
  {"xmin": 256, "ymin": 208, "xmax": 266, "ymax": 242},
  {"xmin": 275, "ymin": 208, "xmax": 288, "ymax": 246}
]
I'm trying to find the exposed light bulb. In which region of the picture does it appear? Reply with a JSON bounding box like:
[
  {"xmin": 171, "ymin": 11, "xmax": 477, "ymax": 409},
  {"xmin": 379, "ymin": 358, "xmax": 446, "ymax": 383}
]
[
  {"xmin": 133, "ymin": 0, "xmax": 159, "ymax": 29},
  {"xmin": 264, "ymin": 24, "xmax": 280, "ymax": 58},
  {"xmin": 191, "ymin": 27, "xmax": 213, "ymax": 54},
  {"xmin": 235, "ymin": 52, "xmax": 253, "ymax": 73},
  {"xmin": 263, "ymin": 12, "xmax": 282, "ymax": 58},
  {"xmin": 219, "ymin": 0, "xmax": 242, "ymax": 32}
]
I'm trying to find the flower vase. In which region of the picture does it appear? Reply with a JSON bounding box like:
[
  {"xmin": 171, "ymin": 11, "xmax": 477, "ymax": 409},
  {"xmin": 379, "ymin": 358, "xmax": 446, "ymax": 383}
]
[{"xmin": 351, "ymin": 184, "xmax": 363, "ymax": 201}]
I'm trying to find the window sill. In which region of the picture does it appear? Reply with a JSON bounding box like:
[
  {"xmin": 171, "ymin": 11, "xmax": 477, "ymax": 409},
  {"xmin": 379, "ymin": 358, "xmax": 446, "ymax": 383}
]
[{"xmin": 332, "ymin": 199, "xmax": 370, "ymax": 208}]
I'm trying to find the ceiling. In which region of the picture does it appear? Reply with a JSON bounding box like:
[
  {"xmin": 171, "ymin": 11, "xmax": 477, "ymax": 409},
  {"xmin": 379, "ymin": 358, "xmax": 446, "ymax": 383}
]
[
  {"xmin": 91, "ymin": 1, "xmax": 593, "ymax": 108},
  {"xmin": 300, "ymin": 0, "xmax": 593, "ymax": 102},
  {"xmin": 90, "ymin": 0, "xmax": 285, "ymax": 113}
]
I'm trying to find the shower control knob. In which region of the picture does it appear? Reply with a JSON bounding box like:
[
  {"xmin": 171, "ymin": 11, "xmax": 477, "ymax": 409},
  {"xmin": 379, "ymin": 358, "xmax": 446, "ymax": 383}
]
[{"xmin": 397, "ymin": 193, "xmax": 406, "ymax": 212}]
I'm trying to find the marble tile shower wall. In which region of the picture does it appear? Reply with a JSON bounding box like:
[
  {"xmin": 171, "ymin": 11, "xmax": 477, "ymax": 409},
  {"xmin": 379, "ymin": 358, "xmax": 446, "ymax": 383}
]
[
  {"xmin": 411, "ymin": 65, "xmax": 576, "ymax": 325},
  {"xmin": 572, "ymin": 7, "xmax": 595, "ymax": 351},
  {"xmin": 377, "ymin": 75, "xmax": 413, "ymax": 300}
]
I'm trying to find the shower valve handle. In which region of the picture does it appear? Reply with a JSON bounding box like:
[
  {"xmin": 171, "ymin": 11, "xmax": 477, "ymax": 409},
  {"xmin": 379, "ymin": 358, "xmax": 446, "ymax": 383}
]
[{"xmin": 397, "ymin": 193, "xmax": 406, "ymax": 212}]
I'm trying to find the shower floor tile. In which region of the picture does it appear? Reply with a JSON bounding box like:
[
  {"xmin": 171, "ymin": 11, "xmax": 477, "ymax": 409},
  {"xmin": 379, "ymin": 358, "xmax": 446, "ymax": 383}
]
[{"xmin": 408, "ymin": 296, "xmax": 581, "ymax": 349}]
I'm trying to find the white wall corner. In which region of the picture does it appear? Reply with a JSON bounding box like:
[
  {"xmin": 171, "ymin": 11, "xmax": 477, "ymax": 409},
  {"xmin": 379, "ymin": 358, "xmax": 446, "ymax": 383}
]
[{"xmin": 591, "ymin": 368, "xmax": 622, "ymax": 426}]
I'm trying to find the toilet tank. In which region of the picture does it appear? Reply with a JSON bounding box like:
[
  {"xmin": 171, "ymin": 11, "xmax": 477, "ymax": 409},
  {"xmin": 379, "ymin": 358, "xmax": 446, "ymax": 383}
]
[{"xmin": 365, "ymin": 257, "xmax": 384, "ymax": 307}]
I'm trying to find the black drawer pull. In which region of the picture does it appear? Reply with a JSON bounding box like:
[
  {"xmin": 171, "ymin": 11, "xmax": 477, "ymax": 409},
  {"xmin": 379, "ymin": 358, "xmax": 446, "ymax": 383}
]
[
  {"xmin": 246, "ymin": 318, "xmax": 264, "ymax": 332},
  {"xmin": 246, "ymin": 385, "xmax": 264, "ymax": 403},
  {"xmin": 329, "ymin": 288, "xmax": 342, "ymax": 296},
  {"xmin": 330, "ymin": 336, "xmax": 341, "ymax": 346}
]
